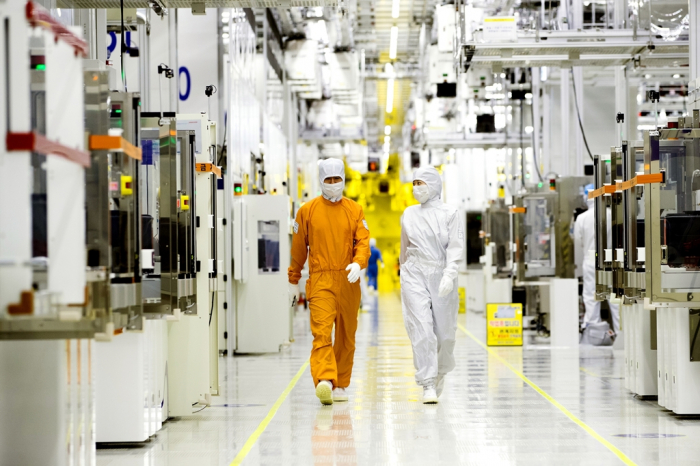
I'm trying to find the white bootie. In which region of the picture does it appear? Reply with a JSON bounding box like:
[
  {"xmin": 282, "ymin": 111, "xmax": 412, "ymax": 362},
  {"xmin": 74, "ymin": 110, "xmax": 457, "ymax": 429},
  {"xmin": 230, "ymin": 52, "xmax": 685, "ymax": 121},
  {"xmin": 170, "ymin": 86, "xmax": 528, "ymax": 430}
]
[
  {"xmin": 333, "ymin": 387, "xmax": 348, "ymax": 402},
  {"xmin": 436, "ymin": 374, "xmax": 446, "ymax": 398},
  {"xmin": 316, "ymin": 380, "xmax": 333, "ymax": 405},
  {"xmin": 423, "ymin": 386, "xmax": 438, "ymax": 404}
]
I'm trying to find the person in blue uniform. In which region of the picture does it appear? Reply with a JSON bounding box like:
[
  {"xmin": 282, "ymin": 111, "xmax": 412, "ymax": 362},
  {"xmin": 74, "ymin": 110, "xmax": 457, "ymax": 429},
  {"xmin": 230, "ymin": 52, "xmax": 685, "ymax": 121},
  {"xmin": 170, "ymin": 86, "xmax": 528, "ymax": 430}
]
[{"xmin": 367, "ymin": 238, "xmax": 384, "ymax": 291}]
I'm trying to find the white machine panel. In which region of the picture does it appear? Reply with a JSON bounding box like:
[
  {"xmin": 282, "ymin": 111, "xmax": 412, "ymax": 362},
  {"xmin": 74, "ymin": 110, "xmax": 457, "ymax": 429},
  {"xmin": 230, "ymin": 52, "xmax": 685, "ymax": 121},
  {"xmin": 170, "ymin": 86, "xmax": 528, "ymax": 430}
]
[
  {"xmin": 235, "ymin": 195, "xmax": 291, "ymax": 353},
  {"xmin": 436, "ymin": 4, "xmax": 456, "ymax": 53},
  {"xmin": 429, "ymin": 45, "xmax": 456, "ymax": 84}
]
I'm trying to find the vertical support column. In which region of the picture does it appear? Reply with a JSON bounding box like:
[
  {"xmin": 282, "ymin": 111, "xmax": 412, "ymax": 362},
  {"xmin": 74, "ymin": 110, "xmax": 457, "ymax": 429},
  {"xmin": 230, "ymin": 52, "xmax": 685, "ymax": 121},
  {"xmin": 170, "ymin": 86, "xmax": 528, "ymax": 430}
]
[
  {"xmin": 45, "ymin": 30, "xmax": 86, "ymax": 305},
  {"xmin": 168, "ymin": 10, "xmax": 178, "ymax": 112},
  {"xmin": 0, "ymin": 5, "xmax": 32, "ymax": 315},
  {"xmin": 286, "ymin": 80, "xmax": 298, "ymax": 208},
  {"xmin": 614, "ymin": 0, "xmax": 626, "ymax": 28},
  {"xmin": 572, "ymin": 0, "xmax": 584, "ymax": 174},
  {"xmin": 139, "ymin": 15, "xmax": 148, "ymax": 109},
  {"xmin": 532, "ymin": 67, "xmax": 542, "ymax": 180},
  {"xmin": 690, "ymin": 0, "xmax": 700, "ymax": 110},
  {"xmin": 573, "ymin": 67, "xmax": 584, "ymax": 175},
  {"xmin": 96, "ymin": 9, "xmax": 107, "ymax": 61},
  {"xmin": 560, "ymin": 68, "xmax": 571, "ymax": 175},
  {"xmin": 614, "ymin": 66, "xmax": 628, "ymax": 145},
  {"xmin": 542, "ymin": 81, "xmax": 551, "ymax": 176},
  {"xmin": 627, "ymin": 78, "xmax": 638, "ymax": 140}
]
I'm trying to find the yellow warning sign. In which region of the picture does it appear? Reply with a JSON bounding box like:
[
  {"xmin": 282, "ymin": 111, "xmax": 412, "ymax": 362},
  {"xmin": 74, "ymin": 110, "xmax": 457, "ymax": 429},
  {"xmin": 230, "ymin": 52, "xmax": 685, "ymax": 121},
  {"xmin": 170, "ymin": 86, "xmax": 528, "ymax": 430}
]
[{"xmin": 486, "ymin": 303, "xmax": 523, "ymax": 346}]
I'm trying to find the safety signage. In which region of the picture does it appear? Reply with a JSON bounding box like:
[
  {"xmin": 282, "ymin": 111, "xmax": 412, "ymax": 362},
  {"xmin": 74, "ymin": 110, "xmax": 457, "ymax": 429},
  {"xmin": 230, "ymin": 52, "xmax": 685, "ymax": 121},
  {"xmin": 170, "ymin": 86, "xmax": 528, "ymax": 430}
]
[
  {"xmin": 483, "ymin": 17, "xmax": 518, "ymax": 42},
  {"xmin": 486, "ymin": 303, "xmax": 523, "ymax": 346}
]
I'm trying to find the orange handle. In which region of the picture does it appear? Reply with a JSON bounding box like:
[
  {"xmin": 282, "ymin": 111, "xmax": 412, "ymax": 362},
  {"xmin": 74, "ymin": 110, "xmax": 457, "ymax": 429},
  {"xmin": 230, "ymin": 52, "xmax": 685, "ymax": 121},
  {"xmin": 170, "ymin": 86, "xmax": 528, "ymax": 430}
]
[
  {"xmin": 195, "ymin": 163, "xmax": 222, "ymax": 178},
  {"xmin": 90, "ymin": 135, "xmax": 142, "ymax": 161}
]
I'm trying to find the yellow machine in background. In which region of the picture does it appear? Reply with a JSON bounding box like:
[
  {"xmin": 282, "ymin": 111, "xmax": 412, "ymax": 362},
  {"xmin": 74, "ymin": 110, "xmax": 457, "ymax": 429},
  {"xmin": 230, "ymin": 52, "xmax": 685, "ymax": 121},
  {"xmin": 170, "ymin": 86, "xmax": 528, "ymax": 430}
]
[{"xmin": 345, "ymin": 154, "xmax": 417, "ymax": 292}]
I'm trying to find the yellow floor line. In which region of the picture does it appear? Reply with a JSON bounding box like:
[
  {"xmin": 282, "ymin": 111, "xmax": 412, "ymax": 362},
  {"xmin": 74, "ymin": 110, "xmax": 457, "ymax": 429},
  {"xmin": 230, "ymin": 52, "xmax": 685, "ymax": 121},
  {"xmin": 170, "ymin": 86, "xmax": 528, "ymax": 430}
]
[
  {"xmin": 579, "ymin": 366, "xmax": 602, "ymax": 378},
  {"xmin": 229, "ymin": 359, "xmax": 310, "ymax": 466},
  {"xmin": 457, "ymin": 324, "xmax": 637, "ymax": 466}
]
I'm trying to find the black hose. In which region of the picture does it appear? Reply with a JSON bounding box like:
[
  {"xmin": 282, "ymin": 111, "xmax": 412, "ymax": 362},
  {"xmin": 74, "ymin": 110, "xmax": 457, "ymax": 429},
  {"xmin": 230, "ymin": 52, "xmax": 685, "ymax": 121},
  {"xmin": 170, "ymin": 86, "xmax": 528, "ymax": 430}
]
[{"xmin": 570, "ymin": 69, "xmax": 594, "ymax": 162}]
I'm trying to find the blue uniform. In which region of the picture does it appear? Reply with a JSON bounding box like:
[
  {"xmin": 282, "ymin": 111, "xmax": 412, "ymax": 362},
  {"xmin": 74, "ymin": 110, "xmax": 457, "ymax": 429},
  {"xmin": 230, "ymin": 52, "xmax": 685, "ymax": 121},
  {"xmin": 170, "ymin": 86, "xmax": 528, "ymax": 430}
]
[{"xmin": 367, "ymin": 246, "xmax": 383, "ymax": 289}]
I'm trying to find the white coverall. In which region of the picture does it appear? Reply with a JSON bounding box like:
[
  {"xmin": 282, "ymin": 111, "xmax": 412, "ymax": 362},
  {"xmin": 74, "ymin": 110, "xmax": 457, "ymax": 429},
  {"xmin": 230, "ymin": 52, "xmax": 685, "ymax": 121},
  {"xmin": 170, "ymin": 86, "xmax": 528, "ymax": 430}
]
[
  {"xmin": 400, "ymin": 167, "xmax": 464, "ymax": 387},
  {"xmin": 574, "ymin": 198, "xmax": 620, "ymax": 333}
]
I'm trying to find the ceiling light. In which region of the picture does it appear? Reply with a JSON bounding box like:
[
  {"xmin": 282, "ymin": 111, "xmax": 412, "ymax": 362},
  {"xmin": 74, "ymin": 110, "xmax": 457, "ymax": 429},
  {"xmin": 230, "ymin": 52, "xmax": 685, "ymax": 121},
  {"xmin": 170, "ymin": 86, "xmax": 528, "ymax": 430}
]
[
  {"xmin": 386, "ymin": 78, "xmax": 395, "ymax": 113},
  {"xmin": 673, "ymin": 74, "xmax": 680, "ymax": 79},
  {"xmin": 384, "ymin": 136, "xmax": 391, "ymax": 143},
  {"xmin": 389, "ymin": 27, "xmax": 399, "ymax": 60},
  {"xmin": 385, "ymin": 62, "xmax": 394, "ymax": 74},
  {"xmin": 645, "ymin": 74, "xmax": 651, "ymax": 79},
  {"xmin": 385, "ymin": 125, "xmax": 392, "ymax": 135},
  {"xmin": 392, "ymin": 0, "xmax": 400, "ymax": 18}
]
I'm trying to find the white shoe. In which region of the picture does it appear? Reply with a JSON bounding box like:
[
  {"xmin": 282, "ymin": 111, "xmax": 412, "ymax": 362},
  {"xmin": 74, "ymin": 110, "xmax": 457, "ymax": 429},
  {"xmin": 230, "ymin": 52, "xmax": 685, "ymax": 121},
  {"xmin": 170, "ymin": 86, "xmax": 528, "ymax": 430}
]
[
  {"xmin": 333, "ymin": 387, "xmax": 348, "ymax": 402},
  {"xmin": 436, "ymin": 374, "xmax": 446, "ymax": 398},
  {"xmin": 316, "ymin": 380, "xmax": 333, "ymax": 405},
  {"xmin": 423, "ymin": 386, "xmax": 438, "ymax": 404}
]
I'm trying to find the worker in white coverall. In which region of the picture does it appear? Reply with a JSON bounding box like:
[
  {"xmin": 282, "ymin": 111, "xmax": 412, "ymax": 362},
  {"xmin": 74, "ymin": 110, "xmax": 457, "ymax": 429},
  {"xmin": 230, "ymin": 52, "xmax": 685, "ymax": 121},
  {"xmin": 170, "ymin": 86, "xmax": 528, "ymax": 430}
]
[
  {"xmin": 400, "ymin": 167, "xmax": 464, "ymax": 404},
  {"xmin": 574, "ymin": 184, "xmax": 620, "ymax": 340}
]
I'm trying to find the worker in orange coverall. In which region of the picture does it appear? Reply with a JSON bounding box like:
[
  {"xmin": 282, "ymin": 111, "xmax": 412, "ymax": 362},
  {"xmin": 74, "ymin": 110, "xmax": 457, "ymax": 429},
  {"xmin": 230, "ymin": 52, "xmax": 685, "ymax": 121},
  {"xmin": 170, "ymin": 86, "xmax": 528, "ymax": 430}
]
[{"xmin": 288, "ymin": 158, "xmax": 370, "ymax": 406}]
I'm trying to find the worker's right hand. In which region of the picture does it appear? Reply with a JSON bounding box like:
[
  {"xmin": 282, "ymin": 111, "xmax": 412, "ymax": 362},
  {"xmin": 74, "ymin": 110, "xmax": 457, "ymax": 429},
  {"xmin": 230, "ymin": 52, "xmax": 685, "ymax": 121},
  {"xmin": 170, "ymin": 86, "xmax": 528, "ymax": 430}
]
[
  {"xmin": 289, "ymin": 283, "xmax": 300, "ymax": 307},
  {"xmin": 438, "ymin": 275, "xmax": 454, "ymax": 297}
]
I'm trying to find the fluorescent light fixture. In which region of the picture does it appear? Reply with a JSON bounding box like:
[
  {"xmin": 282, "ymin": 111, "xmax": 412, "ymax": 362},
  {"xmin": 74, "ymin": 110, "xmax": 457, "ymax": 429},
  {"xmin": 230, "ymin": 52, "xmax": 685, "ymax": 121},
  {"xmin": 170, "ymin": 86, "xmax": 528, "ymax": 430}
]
[
  {"xmin": 385, "ymin": 63, "xmax": 394, "ymax": 74},
  {"xmin": 673, "ymin": 74, "xmax": 680, "ymax": 79},
  {"xmin": 386, "ymin": 78, "xmax": 395, "ymax": 113},
  {"xmin": 392, "ymin": 0, "xmax": 400, "ymax": 18},
  {"xmin": 384, "ymin": 136, "xmax": 391, "ymax": 143},
  {"xmin": 384, "ymin": 125, "xmax": 392, "ymax": 135},
  {"xmin": 389, "ymin": 27, "xmax": 398, "ymax": 60}
]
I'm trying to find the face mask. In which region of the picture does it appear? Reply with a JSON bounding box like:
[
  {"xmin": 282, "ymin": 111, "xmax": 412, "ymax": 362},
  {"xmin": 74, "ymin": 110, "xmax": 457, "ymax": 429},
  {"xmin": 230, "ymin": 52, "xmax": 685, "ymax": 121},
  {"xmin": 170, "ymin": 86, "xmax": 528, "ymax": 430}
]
[
  {"xmin": 322, "ymin": 182, "xmax": 344, "ymax": 201},
  {"xmin": 413, "ymin": 185, "xmax": 431, "ymax": 204}
]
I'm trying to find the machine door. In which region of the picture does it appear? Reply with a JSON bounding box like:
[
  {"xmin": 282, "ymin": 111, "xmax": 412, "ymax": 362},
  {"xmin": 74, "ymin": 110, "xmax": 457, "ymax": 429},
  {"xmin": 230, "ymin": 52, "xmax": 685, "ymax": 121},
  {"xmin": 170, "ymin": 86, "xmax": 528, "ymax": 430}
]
[
  {"xmin": 648, "ymin": 137, "xmax": 700, "ymax": 303},
  {"xmin": 523, "ymin": 195, "xmax": 556, "ymax": 278}
]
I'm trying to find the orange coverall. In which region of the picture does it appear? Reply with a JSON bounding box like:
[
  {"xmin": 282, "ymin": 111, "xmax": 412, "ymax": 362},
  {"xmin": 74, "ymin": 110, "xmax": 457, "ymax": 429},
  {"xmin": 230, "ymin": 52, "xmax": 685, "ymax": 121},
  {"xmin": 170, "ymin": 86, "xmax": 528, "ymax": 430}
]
[{"xmin": 288, "ymin": 196, "xmax": 370, "ymax": 388}]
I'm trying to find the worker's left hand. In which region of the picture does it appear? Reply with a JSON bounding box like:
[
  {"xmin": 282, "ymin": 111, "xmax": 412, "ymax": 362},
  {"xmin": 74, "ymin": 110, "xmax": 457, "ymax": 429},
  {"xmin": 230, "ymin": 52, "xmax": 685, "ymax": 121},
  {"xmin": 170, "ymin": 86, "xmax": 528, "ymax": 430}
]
[
  {"xmin": 438, "ymin": 275, "xmax": 454, "ymax": 297},
  {"xmin": 381, "ymin": 262, "xmax": 385, "ymax": 269},
  {"xmin": 345, "ymin": 263, "xmax": 361, "ymax": 283}
]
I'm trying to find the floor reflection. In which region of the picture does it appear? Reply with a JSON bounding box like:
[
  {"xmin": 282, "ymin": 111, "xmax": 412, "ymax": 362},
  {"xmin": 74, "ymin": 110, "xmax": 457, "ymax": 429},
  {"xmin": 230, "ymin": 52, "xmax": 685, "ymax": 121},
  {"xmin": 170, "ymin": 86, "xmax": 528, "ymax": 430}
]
[{"xmin": 311, "ymin": 404, "xmax": 357, "ymax": 466}]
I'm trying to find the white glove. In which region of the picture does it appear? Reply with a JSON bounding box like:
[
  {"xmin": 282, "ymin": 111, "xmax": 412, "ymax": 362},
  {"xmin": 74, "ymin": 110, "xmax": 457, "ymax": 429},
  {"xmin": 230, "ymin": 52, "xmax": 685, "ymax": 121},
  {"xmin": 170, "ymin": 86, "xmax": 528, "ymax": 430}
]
[
  {"xmin": 380, "ymin": 262, "xmax": 385, "ymax": 269},
  {"xmin": 345, "ymin": 263, "xmax": 362, "ymax": 283},
  {"xmin": 289, "ymin": 283, "xmax": 300, "ymax": 306},
  {"xmin": 438, "ymin": 275, "xmax": 454, "ymax": 297}
]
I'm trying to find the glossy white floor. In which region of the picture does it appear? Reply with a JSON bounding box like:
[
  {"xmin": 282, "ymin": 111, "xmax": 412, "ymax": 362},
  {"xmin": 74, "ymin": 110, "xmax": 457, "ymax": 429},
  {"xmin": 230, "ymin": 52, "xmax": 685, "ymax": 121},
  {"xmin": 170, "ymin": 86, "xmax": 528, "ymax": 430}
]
[{"xmin": 97, "ymin": 293, "xmax": 700, "ymax": 466}]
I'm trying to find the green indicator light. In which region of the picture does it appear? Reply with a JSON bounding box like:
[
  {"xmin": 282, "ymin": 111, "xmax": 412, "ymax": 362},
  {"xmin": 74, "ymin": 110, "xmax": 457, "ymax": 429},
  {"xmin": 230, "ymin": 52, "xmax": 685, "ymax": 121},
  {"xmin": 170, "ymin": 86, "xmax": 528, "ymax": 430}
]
[
  {"xmin": 36, "ymin": 64, "xmax": 46, "ymax": 70},
  {"xmin": 235, "ymin": 187, "xmax": 242, "ymax": 193},
  {"xmin": 115, "ymin": 109, "xmax": 122, "ymax": 113},
  {"xmin": 538, "ymin": 182, "xmax": 543, "ymax": 188}
]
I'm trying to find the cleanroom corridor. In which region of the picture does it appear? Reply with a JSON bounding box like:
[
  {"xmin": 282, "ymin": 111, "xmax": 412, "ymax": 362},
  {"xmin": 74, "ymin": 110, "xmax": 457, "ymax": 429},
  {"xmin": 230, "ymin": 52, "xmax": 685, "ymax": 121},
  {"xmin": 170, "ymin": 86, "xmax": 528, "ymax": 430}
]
[
  {"xmin": 4, "ymin": 0, "xmax": 700, "ymax": 464},
  {"xmin": 97, "ymin": 295, "xmax": 699, "ymax": 466}
]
